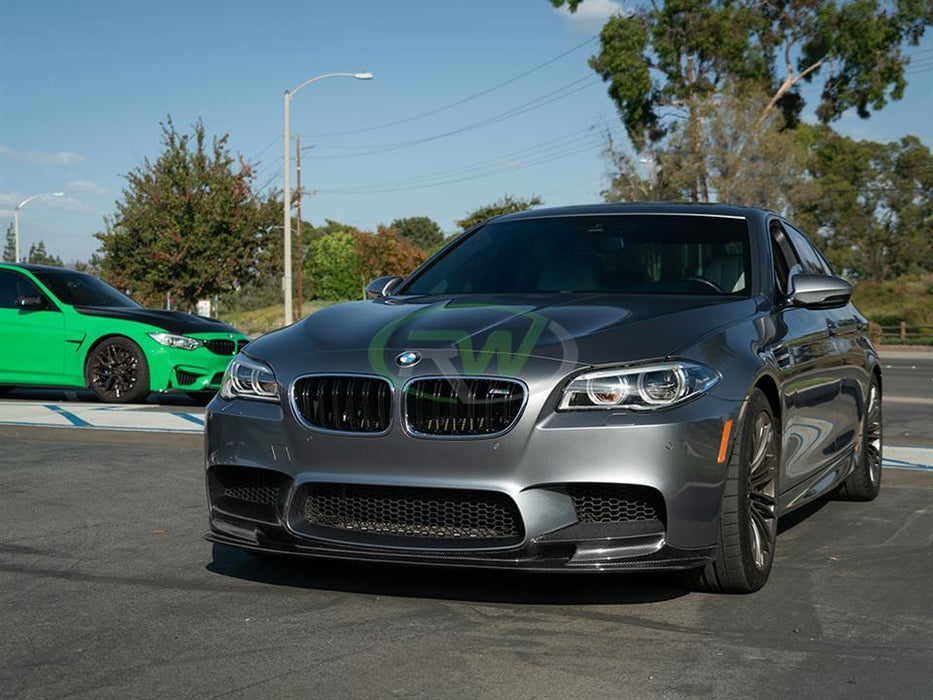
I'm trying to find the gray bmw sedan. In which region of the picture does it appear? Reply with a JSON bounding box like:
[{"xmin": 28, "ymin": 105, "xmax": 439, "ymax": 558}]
[{"xmin": 205, "ymin": 203, "xmax": 882, "ymax": 593}]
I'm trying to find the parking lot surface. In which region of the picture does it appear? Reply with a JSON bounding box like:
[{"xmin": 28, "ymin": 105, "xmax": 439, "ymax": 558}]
[{"xmin": 1, "ymin": 424, "xmax": 930, "ymax": 700}]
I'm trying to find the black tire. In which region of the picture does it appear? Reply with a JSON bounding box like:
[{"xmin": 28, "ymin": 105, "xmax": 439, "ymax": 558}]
[
  {"xmin": 682, "ymin": 388, "xmax": 779, "ymax": 593},
  {"xmin": 837, "ymin": 376, "xmax": 882, "ymax": 501},
  {"xmin": 86, "ymin": 337, "xmax": 150, "ymax": 403}
]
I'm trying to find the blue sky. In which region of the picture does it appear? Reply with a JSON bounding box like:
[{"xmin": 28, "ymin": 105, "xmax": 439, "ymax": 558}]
[{"xmin": 1, "ymin": 0, "xmax": 931, "ymax": 262}]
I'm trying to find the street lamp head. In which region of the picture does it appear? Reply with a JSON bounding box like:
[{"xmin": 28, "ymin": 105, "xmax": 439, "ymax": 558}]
[{"xmin": 353, "ymin": 72, "xmax": 374, "ymax": 80}]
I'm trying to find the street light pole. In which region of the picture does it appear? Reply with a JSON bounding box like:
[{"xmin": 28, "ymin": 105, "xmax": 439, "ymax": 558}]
[
  {"xmin": 282, "ymin": 71, "xmax": 372, "ymax": 326},
  {"xmin": 13, "ymin": 192, "xmax": 64, "ymax": 263}
]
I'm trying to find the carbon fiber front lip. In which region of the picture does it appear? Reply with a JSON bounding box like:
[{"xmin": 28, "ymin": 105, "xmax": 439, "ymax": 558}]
[{"xmin": 205, "ymin": 520, "xmax": 714, "ymax": 573}]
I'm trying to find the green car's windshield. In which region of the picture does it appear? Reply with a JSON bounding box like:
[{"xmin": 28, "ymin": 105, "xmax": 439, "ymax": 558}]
[
  {"xmin": 33, "ymin": 270, "xmax": 141, "ymax": 308},
  {"xmin": 401, "ymin": 214, "xmax": 751, "ymax": 296}
]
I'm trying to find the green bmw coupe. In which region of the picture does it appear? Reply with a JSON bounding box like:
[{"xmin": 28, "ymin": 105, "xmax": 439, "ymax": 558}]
[{"xmin": 0, "ymin": 263, "xmax": 249, "ymax": 403}]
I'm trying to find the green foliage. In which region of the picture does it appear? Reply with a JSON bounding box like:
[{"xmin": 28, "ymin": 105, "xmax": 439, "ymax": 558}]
[
  {"xmin": 852, "ymin": 275, "xmax": 933, "ymax": 344},
  {"xmin": 391, "ymin": 216, "xmax": 445, "ymax": 250},
  {"xmin": 306, "ymin": 231, "xmax": 361, "ymax": 301},
  {"xmin": 795, "ymin": 129, "xmax": 933, "ymax": 281},
  {"xmin": 95, "ymin": 116, "xmax": 277, "ymax": 310},
  {"xmin": 219, "ymin": 300, "xmax": 335, "ymax": 336},
  {"xmin": 554, "ymin": 0, "xmax": 931, "ymax": 151},
  {"xmin": 26, "ymin": 240, "xmax": 63, "ymax": 267},
  {"xmin": 455, "ymin": 194, "xmax": 543, "ymax": 231},
  {"xmin": 2, "ymin": 224, "xmax": 14, "ymax": 262}
]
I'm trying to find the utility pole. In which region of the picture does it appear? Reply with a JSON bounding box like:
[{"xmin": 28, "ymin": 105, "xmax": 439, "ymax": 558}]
[{"xmin": 295, "ymin": 134, "xmax": 303, "ymax": 319}]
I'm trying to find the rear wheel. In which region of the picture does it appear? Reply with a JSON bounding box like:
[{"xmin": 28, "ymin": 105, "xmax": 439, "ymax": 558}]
[
  {"xmin": 837, "ymin": 377, "xmax": 882, "ymax": 501},
  {"xmin": 682, "ymin": 389, "xmax": 779, "ymax": 593},
  {"xmin": 87, "ymin": 337, "xmax": 150, "ymax": 403}
]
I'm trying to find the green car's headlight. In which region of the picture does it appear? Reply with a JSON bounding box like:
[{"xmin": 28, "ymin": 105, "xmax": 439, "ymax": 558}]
[
  {"xmin": 220, "ymin": 355, "xmax": 279, "ymax": 402},
  {"xmin": 559, "ymin": 361, "xmax": 720, "ymax": 411},
  {"xmin": 148, "ymin": 332, "xmax": 203, "ymax": 351}
]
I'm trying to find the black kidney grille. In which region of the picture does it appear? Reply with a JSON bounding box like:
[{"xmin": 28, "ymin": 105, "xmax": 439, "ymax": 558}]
[
  {"xmin": 205, "ymin": 339, "xmax": 236, "ymax": 356},
  {"xmin": 293, "ymin": 375, "xmax": 391, "ymax": 433},
  {"xmin": 405, "ymin": 378, "xmax": 525, "ymax": 436},
  {"xmin": 567, "ymin": 484, "xmax": 666, "ymax": 524},
  {"xmin": 302, "ymin": 484, "xmax": 523, "ymax": 541},
  {"xmin": 236, "ymin": 339, "xmax": 250, "ymax": 352}
]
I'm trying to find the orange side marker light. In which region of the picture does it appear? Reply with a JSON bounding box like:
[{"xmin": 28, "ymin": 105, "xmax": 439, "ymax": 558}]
[{"xmin": 717, "ymin": 419, "xmax": 733, "ymax": 464}]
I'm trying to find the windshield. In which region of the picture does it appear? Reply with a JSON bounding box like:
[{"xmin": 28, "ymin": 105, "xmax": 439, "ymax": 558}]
[
  {"xmin": 33, "ymin": 270, "xmax": 141, "ymax": 308},
  {"xmin": 402, "ymin": 214, "xmax": 751, "ymax": 296}
]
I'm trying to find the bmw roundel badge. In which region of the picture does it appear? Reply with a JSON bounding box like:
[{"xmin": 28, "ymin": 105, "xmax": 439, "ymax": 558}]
[{"xmin": 396, "ymin": 351, "xmax": 422, "ymax": 368}]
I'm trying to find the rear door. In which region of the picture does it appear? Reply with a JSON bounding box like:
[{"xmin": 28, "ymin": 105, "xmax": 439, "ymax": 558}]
[
  {"xmin": 0, "ymin": 269, "xmax": 66, "ymax": 383},
  {"xmin": 768, "ymin": 221, "xmax": 844, "ymax": 488}
]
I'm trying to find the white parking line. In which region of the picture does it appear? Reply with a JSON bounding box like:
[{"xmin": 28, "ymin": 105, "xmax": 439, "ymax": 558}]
[{"xmin": 0, "ymin": 401, "xmax": 204, "ymax": 433}]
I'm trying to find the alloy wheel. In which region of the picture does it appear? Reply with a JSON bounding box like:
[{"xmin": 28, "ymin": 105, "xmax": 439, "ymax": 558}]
[
  {"xmin": 747, "ymin": 411, "xmax": 778, "ymax": 571},
  {"xmin": 92, "ymin": 344, "xmax": 139, "ymax": 400},
  {"xmin": 865, "ymin": 385, "xmax": 882, "ymax": 484}
]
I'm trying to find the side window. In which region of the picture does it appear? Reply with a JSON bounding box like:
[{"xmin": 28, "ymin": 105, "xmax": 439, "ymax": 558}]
[
  {"xmin": 0, "ymin": 270, "xmax": 44, "ymax": 309},
  {"xmin": 768, "ymin": 221, "xmax": 801, "ymax": 296},
  {"xmin": 784, "ymin": 223, "xmax": 831, "ymax": 275}
]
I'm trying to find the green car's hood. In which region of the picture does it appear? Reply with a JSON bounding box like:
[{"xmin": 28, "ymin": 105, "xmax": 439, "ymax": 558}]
[{"xmin": 73, "ymin": 306, "xmax": 242, "ymax": 335}]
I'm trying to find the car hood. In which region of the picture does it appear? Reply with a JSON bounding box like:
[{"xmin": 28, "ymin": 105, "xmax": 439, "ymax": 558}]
[
  {"xmin": 248, "ymin": 293, "xmax": 758, "ymax": 370},
  {"xmin": 73, "ymin": 306, "xmax": 243, "ymax": 335}
]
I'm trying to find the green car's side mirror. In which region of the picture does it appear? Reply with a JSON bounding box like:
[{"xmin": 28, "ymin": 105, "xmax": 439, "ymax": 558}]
[{"xmin": 15, "ymin": 295, "xmax": 45, "ymax": 310}]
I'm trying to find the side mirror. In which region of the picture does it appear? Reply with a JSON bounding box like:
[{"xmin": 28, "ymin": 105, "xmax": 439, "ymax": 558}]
[
  {"xmin": 15, "ymin": 295, "xmax": 45, "ymax": 310},
  {"xmin": 366, "ymin": 275, "xmax": 403, "ymax": 299},
  {"xmin": 788, "ymin": 273, "xmax": 852, "ymax": 309}
]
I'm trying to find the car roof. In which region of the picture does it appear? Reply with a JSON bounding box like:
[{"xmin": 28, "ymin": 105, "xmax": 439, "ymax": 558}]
[
  {"xmin": 493, "ymin": 202, "xmax": 769, "ymax": 223},
  {"xmin": 0, "ymin": 263, "xmax": 82, "ymax": 273}
]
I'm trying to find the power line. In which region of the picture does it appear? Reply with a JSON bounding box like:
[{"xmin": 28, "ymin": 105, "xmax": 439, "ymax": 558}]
[
  {"xmin": 308, "ymin": 35, "xmax": 598, "ymax": 138},
  {"xmin": 307, "ymin": 75, "xmax": 601, "ymax": 160},
  {"xmin": 315, "ymin": 128, "xmax": 606, "ymax": 193},
  {"xmin": 316, "ymin": 134, "xmax": 616, "ymax": 194}
]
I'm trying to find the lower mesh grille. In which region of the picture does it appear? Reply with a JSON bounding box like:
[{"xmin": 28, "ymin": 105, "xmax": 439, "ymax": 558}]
[
  {"xmin": 300, "ymin": 484, "xmax": 523, "ymax": 541},
  {"xmin": 176, "ymin": 370, "xmax": 199, "ymax": 386},
  {"xmin": 208, "ymin": 466, "xmax": 290, "ymax": 522},
  {"xmin": 567, "ymin": 484, "xmax": 665, "ymax": 524}
]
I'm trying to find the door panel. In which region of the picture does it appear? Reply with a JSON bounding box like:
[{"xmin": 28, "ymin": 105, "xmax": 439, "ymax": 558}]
[{"xmin": 0, "ymin": 271, "xmax": 66, "ymax": 382}]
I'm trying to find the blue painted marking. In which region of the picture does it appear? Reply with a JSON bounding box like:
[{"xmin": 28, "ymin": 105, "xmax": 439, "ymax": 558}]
[
  {"xmin": 883, "ymin": 458, "xmax": 933, "ymax": 472},
  {"xmin": 44, "ymin": 405, "xmax": 92, "ymax": 427},
  {"xmin": 171, "ymin": 412, "xmax": 205, "ymax": 427}
]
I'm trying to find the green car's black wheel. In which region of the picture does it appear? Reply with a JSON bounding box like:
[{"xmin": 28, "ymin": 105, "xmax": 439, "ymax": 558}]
[
  {"xmin": 837, "ymin": 377, "xmax": 882, "ymax": 501},
  {"xmin": 682, "ymin": 388, "xmax": 779, "ymax": 594},
  {"xmin": 87, "ymin": 337, "xmax": 150, "ymax": 404}
]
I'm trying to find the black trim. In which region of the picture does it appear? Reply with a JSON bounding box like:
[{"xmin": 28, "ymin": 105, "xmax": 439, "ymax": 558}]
[{"xmin": 73, "ymin": 306, "xmax": 242, "ymax": 335}]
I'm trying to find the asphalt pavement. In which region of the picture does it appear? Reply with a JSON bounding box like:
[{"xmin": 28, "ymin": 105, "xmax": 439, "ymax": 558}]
[{"xmin": 0, "ymin": 351, "xmax": 931, "ymax": 699}]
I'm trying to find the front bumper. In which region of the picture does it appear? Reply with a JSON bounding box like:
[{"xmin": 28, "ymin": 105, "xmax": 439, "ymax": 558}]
[
  {"xmin": 205, "ymin": 365, "xmax": 742, "ymax": 572},
  {"xmin": 145, "ymin": 333, "xmax": 248, "ymax": 392}
]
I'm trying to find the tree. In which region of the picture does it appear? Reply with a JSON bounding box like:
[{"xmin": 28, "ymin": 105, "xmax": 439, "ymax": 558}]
[
  {"xmin": 305, "ymin": 231, "xmax": 361, "ymax": 300},
  {"xmin": 455, "ymin": 194, "xmax": 543, "ymax": 231},
  {"xmin": 26, "ymin": 240, "xmax": 63, "ymax": 267},
  {"xmin": 95, "ymin": 117, "xmax": 275, "ymax": 310},
  {"xmin": 2, "ymin": 224, "xmax": 14, "ymax": 262},
  {"xmin": 795, "ymin": 129, "xmax": 933, "ymax": 280},
  {"xmin": 552, "ymin": 0, "xmax": 931, "ymax": 199},
  {"xmin": 604, "ymin": 82, "xmax": 816, "ymax": 213},
  {"xmin": 354, "ymin": 226, "xmax": 429, "ymax": 289},
  {"xmin": 391, "ymin": 216, "xmax": 445, "ymax": 250}
]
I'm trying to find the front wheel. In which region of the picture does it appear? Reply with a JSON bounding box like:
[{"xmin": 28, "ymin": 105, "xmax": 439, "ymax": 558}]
[
  {"xmin": 682, "ymin": 388, "xmax": 779, "ymax": 593},
  {"xmin": 87, "ymin": 337, "xmax": 150, "ymax": 403}
]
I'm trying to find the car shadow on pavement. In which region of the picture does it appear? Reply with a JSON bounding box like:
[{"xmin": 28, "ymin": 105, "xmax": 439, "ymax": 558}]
[{"xmin": 207, "ymin": 544, "xmax": 689, "ymax": 605}]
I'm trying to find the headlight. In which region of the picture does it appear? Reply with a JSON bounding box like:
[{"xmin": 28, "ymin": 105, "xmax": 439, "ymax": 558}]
[
  {"xmin": 220, "ymin": 355, "xmax": 279, "ymax": 402},
  {"xmin": 559, "ymin": 361, "xmax": 719, "ymax": 411},
  {"xmin": 148, "ymin": 332, "xmax": 203, "ymax": 351}
]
